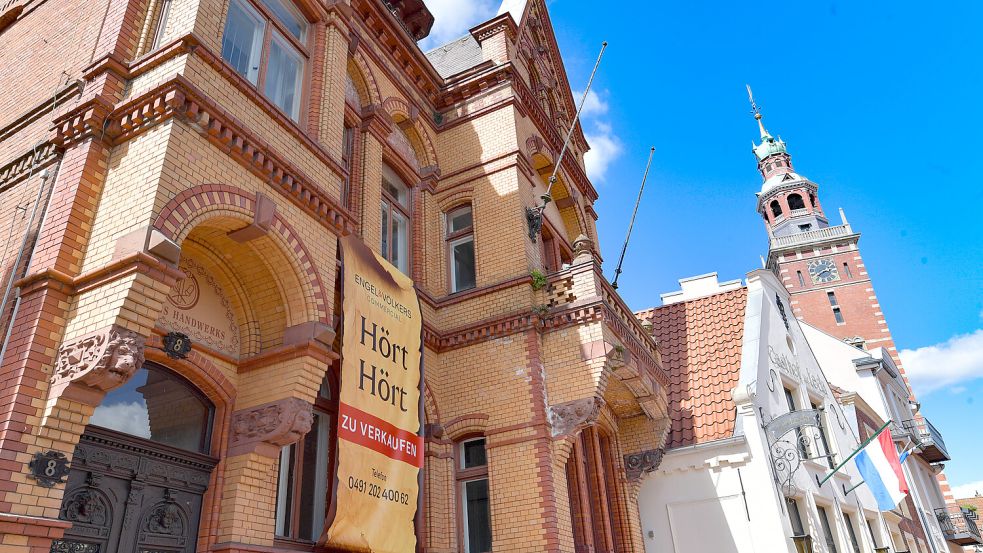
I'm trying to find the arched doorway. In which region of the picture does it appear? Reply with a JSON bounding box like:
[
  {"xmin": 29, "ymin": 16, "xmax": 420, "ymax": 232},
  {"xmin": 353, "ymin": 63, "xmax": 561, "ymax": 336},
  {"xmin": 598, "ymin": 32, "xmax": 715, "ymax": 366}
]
[{"xmin": 53, "ymin": 362, "xmax": 217, "ymax": 553}]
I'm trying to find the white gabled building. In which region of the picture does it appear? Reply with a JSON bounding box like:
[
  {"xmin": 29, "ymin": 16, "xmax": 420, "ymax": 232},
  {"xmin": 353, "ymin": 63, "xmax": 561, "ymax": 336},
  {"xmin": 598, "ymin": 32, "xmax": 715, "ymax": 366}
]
[
  {"xmin": 636, "ymin": 270, "xmax": 903, "ymax": 553},
  {"xmin": 803, "ymin": 324, "xmax": 982, "ymax": 553}
]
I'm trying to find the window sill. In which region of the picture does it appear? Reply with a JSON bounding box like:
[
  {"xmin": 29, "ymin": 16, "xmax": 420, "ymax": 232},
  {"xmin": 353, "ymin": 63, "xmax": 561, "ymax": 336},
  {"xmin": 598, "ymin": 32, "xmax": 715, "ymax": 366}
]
[{"xmin": 273, "ymin": 537, "xmax": 316, "ymax": 550}]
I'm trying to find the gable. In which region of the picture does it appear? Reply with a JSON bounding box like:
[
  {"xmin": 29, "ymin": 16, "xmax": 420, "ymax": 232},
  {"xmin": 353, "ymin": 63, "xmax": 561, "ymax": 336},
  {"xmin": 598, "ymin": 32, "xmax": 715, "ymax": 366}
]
[{"xmin": 511, "ymin": 0, "xmax": 589, "ymax": 151}]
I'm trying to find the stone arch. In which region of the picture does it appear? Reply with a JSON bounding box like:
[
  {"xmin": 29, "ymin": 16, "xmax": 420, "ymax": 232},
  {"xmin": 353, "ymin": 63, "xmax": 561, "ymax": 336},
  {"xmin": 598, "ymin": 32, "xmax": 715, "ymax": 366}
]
[
  {"xmin": 441, "ymin": 413, "xmax": 489, "ymax": 441},
  {"xmin": 528, "ymin": 151, "xmax": 586, "ymax": 243},
  {"xmin": 435, "ymin": 187, "xmax": 474, "ymax": 214},
  {"xmin": 144, "ymin": 335, "xmax": 236, "ymax": 408},
  {"xmin": 423, "ymin": 380, "xmax": 440, "ymax": 424},
  {"xmin": 348, "ymin": 50, "xmax": 381, "ymax": 107},
  {"xmin": 153, "ymin": 185, "xmax": 330, "ymax": 332},
  {"xmin": 381, "ymin": 96, "xmax": 438, "ymax": 170}
]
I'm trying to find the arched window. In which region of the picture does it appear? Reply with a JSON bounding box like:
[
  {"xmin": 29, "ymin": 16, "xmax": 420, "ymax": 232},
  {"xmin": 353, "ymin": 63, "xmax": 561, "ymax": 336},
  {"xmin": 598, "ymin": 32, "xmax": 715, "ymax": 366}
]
[
  {"xmin": 457, "ymin": 437, "xmax": 491, "ymax": 553},
  {"xmin": 770, "ymin": 200, "xmax": 783, "ymax": 218},
  {"xmin": 787, "ymin": 193, "xmax": 805, "ymax": 210},
  {"xmin": 221, "ymin": 0, "xmax": 310, "ymax": 121},
  {"xmin": 809, "ymin": 193, "xmax": 817, "ymax": 208},
  {"xmin": 381, "ymin": 165, "xmax": 411, "ymax": 274},
  {"xmin": 446, "ymin": 204, "xmax": 476, "ymax": 292},
  {"xmin": 89, "ymin": 363, "xmax": 213, "ymax": 453}
]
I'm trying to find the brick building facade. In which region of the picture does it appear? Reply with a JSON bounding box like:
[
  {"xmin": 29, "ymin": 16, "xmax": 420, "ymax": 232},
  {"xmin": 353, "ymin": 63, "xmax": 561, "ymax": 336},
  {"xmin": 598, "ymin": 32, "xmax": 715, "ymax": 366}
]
[{"xmin": 0, "ymin": 1, "xmax": 670, "ymax": 552}]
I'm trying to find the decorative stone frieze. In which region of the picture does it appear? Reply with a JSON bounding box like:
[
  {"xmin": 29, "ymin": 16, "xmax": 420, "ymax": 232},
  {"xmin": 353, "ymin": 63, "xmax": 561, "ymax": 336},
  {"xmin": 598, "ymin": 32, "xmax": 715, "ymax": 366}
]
[
  {"xmin": 50, "ymin": 326, "xmax": 146, "ymax": 405},
  {"xmin": 547, "ymin": 397, "xmax": 602, "ymax": 437},
  {"xmin": 228, "ymin": 398, "xmax": 314, "ymax": 457},
  {"xmin": 624, "ymin": 448, "xmax": 664, "ymax": 481}
]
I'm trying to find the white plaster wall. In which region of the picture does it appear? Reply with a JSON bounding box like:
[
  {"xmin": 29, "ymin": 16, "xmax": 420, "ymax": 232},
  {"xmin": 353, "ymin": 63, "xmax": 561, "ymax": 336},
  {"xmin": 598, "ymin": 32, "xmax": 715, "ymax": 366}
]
[{"xmin": 639, "ymin": 270, "xmax": 894, "ymax": 552}]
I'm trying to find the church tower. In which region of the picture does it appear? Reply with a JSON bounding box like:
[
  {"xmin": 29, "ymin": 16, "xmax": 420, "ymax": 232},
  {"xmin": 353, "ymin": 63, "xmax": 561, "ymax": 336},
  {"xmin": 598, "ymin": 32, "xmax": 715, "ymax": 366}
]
[
  {"xmin": 749, "ymin": 95, "xmax": 893, "ymax": 358},
  {"xmin": 747, "ymin": 89, "xmax": 961, "ymax": 520}
]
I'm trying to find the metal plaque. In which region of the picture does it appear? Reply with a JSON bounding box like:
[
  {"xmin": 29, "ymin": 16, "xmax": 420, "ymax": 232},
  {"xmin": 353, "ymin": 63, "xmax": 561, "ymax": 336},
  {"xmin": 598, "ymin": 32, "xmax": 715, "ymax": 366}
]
[
  {"xmin": 162, "ymin": 332, "xmax": 192, "ymax": 359},
  {"xmin": 28, "ymin": 451, "xmax": 70, "ymax": 487}
]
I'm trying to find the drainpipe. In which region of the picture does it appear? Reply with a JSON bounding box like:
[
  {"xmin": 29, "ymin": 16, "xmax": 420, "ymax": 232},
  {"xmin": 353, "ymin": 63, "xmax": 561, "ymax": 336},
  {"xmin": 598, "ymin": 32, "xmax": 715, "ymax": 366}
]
[{"xmin": 0, "ymin": 161, "xmax": 56, "ymax": 368}]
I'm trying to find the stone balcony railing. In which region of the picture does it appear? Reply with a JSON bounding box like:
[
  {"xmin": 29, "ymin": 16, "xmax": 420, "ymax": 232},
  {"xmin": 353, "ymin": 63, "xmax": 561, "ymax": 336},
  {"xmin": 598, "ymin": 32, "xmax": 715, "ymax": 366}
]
[
  {"xmin": 788, "ymin": 208, "xmax": 810, "ymax": 218},
  {"xmin": 770, "ymin": 224, "xmax": 855, "ymax": 249}
]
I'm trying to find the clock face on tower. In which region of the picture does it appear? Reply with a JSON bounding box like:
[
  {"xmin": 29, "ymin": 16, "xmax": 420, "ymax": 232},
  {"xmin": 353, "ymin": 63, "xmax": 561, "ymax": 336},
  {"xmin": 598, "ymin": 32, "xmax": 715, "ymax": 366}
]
[{"xmin": 808, "ymin": 258, "xmax": 840, "ymax": 284}]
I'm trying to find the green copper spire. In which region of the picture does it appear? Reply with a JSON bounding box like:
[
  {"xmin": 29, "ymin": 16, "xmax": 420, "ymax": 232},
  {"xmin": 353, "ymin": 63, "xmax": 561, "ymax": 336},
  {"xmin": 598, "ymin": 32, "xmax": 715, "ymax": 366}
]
[{"xmin": 746, "ymin": 85, "xmax": 788, "ymax": 161}]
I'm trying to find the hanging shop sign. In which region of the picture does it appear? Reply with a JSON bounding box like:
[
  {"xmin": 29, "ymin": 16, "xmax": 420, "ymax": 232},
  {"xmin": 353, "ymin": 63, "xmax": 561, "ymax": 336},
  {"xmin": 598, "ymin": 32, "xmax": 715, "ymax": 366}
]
[{"xmin": 323, "ymin": 235, "xmax": 423, "ymax": 552}]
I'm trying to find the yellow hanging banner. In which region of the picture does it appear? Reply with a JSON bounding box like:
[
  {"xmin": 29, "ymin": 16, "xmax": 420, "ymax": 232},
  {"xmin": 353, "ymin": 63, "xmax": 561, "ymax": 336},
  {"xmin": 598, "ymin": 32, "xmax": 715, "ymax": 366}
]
[{"xmin": 323, "ymin": 235, "xmax": 423, "ymax": 552}]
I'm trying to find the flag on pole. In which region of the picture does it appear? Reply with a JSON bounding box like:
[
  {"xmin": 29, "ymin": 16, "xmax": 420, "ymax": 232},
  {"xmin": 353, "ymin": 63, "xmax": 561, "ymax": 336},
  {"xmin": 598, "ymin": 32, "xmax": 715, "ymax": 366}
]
[{"xmin": 855, "ymin": 427, "xmax": 909, "ymax": 511}]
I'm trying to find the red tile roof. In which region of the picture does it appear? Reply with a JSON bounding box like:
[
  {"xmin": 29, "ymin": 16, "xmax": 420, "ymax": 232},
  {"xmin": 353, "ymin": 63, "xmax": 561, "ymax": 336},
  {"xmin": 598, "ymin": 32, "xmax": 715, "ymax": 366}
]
[{"xmin": 637, "ymin": 288, "xmax": 747, "ymax": 449}]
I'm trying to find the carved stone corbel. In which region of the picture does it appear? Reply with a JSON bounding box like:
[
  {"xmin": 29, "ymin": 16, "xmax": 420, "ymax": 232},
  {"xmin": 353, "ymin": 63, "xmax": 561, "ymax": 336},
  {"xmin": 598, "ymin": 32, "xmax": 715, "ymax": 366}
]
[
  {"xmin": 228, "ymin": 398, "xmax": 314, "ymax": 457},
  {"xmin": 547, "ymin": 397, "xmax": 603, "ymax": 437},
  {"xmin": 624, "ymin": 448, "xmax": 665, "ymax": 481},
  {"xmin": 50, "ymin": 325, "xmax": 146, "ymax": 406}
]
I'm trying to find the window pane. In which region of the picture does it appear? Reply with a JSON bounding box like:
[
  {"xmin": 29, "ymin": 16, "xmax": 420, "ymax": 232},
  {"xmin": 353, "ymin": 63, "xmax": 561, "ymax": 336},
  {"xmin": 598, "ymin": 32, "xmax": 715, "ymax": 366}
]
[
  {"xmin": 464, "ymin": 479, "xmax": 492, "ymax": 553},
  {"xmin": 787, "ymin": 499, "xmax": 804, "ymax": 535},
  {"xmin": 392, "ymin": 209, "xmax": 408, "ymax": 273},
  {"xmin": 845, "ymin": 515, "xmax": 861, "ymax": 553},
  {"xmin": 221, "ymin": 0, "xmax": 265, "ymax": 84},
  {"xmin": 90, "ymin": 365, "xmax": 212, "ymax": 453},
  {"xmin": 452, "ymin": 237, "xmax": 476, "ymax": 292},
  {"xmin": 818, "ymin": 507, "xmax": 838, "ymax": 553},
  {"xmin": 382, "ymin": 165, "xmax": 409, "ymax": 207},
  {"xmin": 448, "ymin": 206, "xmax": 473, "ymax": 234},
  {"xmin": 275, "ymin": 444, "xmax": 295, "ymax": 536},
  {"xmin": 258, "ymin": 0, "xmax": 307, "ymax": 40},
  {"xmin": 462, "ymin": 439, "xmax": 487, "ymax": 468},
  {"xmin": 381, "ymin": 202, "xmax": 390, "ymax": 262},
  {"xmin": 265, "ymin": 32, "xmax": 304, "ymax": 120}
]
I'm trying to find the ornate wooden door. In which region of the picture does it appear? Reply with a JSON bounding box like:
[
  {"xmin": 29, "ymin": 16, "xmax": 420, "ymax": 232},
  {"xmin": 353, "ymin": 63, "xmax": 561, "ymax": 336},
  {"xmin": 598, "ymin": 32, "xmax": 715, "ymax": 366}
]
[{"xmin": 51, "ymin": 426, "xmax": 217, "ymax": 553}]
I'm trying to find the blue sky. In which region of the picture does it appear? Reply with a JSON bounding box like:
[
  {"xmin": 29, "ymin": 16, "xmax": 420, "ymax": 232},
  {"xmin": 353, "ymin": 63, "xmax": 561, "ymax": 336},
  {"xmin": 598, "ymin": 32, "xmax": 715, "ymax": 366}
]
[{"xmin": 420, "ymin": 2, "xmax": 983, "ymax": 493}]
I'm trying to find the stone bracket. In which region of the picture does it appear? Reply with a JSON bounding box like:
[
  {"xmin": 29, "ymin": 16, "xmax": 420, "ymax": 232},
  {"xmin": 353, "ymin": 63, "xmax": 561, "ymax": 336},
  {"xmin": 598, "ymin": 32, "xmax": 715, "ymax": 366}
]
[
  {"xmin": 50, "ymin": 325, "xmax": 146, "ymax": 406},
  {"xmin": 228, "ymin": 397, "xmax": 313, "ymax": 457},
  {"xmin": 547, "ymin": 397, "xmax": 602, "ymax": 438},
  {"xmin": 625, "ymin": 448, "xmax": 665, "ymax": 481},
  {"xmin": 227, "ymin": 192, "xmax": 276, "ymax": 243},
  {"xmin": 114, "ymin": 226, "xmax": 181, "ymax": 265}
]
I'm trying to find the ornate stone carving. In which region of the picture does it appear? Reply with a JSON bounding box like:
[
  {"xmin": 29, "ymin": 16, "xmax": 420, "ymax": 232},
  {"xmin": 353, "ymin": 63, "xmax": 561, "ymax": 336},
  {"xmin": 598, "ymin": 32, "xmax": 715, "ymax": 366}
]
[
  {"xmin": 625, "ymin": 448, "xmax": 665, "ymax": 481},
  {"xmin": 49, "ymin": 540, "xmax": 99, "ymax": 553},
  {"xmin": 51, "ymin": 326, "xmax": 145, "ymax": 404},
  {"xmin": 143, "ymin": 491, "xmax": 184, "ymax": 535},
  {"xmin": 228, "ymin": 397, "xmax": 314, "ymax": 457},
  {"xmin": 547, "ymin": 397, "xmax": 602, "ymax": 437}
]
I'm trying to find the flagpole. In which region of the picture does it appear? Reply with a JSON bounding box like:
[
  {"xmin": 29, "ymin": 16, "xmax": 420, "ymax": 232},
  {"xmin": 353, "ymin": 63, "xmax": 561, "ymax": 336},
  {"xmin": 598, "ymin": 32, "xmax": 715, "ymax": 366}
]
[
  {"xmin": 611, "ymin": 147, "xmax": 655, "ymax": 289},
  {"xmin": 817, "ymin": 419, "xmax": 892, "ymax": 487}
]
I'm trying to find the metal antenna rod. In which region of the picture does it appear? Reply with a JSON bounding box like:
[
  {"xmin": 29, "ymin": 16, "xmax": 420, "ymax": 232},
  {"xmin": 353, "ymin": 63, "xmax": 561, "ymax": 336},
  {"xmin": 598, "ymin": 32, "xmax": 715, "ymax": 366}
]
[
  {"xmin": 611, "ymin": 147, "xmax": 655, "ymax": 290},
  {"xmin": 536, "ymin": 41, "xmax": 607, "ymax": 211}
]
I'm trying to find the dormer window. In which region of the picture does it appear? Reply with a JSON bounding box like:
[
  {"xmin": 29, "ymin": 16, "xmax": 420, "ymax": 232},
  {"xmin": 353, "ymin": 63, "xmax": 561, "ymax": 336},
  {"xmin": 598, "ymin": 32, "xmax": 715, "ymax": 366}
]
[{"xmin": 770, "ymin": 200, "xmax": 783, "ymax": 218}]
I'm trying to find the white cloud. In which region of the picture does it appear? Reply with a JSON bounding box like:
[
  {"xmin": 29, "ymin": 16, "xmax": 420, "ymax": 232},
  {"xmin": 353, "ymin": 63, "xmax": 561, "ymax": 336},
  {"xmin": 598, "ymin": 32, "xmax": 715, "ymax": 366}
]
[
  {"xmin": 418, "ymin": 0, "xmax": 499, "ymax": 51},
  {"xmin": 90, "ymin": 401, "xmax": 151, "ymax": 439},
  {"xmin": 951, "ymin": 479, "xmax": 983, "ymax": 500},
  {"xmin": 900, "ymin": 329, "xmax": 983, "ymax": 395},
  {"xmin": 583, "ymin": 121, "xmax": 622, "ymax": 183},
  {"xmin": 572, "ymin": 89, "xmax": 609, "ymax": 118},
  {"xmin": 497, "ymin": 0, "xmax": 526, "ymax": 21}
]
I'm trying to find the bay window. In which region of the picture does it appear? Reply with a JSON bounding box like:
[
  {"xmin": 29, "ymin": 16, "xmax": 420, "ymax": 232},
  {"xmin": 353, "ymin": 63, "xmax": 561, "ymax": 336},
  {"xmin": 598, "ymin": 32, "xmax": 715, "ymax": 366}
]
[
  {"xmin": 381, "ymin": 165, "xmax": 410, "ymax": 274},
  {"xmin": 457, "ymin": 438, "xmax": 492, "ymax": 553},
  {"xmin": 221, "ymin": 0, "xmax": 309, "ymax": 121},
  {"xmin": 446, "ymin": 205, "xmax": 475, "ymax": 292}
]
